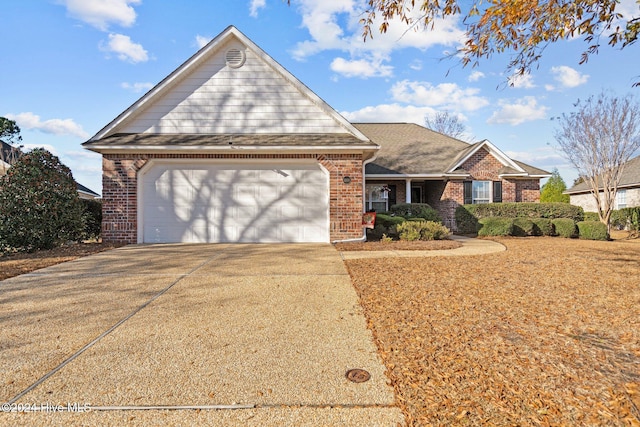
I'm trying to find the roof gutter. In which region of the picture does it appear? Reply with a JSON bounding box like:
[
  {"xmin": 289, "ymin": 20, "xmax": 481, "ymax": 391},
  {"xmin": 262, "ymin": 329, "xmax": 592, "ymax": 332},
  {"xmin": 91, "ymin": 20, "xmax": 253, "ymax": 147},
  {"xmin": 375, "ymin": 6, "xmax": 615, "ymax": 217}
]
[{"xmin": 84, "ymin": 144, "xmax": 380, "ymax": 154}]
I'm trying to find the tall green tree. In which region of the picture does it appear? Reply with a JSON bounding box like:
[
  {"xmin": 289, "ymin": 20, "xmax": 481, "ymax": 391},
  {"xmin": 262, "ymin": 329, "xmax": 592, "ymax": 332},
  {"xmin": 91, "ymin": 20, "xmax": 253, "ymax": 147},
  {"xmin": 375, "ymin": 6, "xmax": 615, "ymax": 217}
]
[
  {"xmin": 540, "ymin": 168, "xmax": 570, "ymax": 203},
  {"xmin": 0, "ymin": 148, "xmax": 85, "ymax": 252},
  {"xmin": 0, "ymin": 117, "xmax": 22, "ymax": 144}
]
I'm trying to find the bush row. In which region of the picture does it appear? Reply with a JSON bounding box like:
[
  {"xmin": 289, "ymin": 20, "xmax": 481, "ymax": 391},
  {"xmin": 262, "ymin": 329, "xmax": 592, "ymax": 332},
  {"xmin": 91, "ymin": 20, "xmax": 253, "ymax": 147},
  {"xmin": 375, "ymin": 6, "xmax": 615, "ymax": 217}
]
[
  {"xmin": 367, "ymin": 203, "xmax": 449, "ymax": 241},
  {"xmin": 585, "ymin": 207, "xmax": 640, "ymax": 231},
  {"xmin": 476, "ymin": 217, "xmax": 607, "ymax": 240},
  {"xmin": 455, "ymin": 203, "xmax": 584, "ymax": 234}
]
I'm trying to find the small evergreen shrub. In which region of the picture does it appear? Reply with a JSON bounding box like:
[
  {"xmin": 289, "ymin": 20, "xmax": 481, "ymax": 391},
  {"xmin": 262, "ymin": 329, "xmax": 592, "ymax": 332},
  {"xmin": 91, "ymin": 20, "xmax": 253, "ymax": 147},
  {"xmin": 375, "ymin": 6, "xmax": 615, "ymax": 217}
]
[
  {"xmin": 396, "ymin": 220, "xmax": 450, "ymax": 241},
  {"xmin": 454, "ymin": 206, "xmax": 479, "ymax": 234},
  {"xmin": 512, "ymin": 218, "xmax": 535, "ymax": 236},
  {"xmin": 583, "ymin": 211, "xmax": 599, "ymax": 222},
  {"xmin": 81, "ymin": 199, "xmax": 102, "ymax": 240},
  {"xmin": 577, "ymin": 221, "xmax": 609, "ymax": 240},
  {"xmin": 552, "ymin": 218, "xmax": 578, "ymax": 238},
  {"xmin": 389, "ymin": 203, "xmax": 441, "ymax": 223},
  {"xmin": 531, "ymin": 218, "xmax": 555, "ymax": 236},
  {"xmin": 477, "ymin": 217, "xmax": 514, "ymax": 236}
]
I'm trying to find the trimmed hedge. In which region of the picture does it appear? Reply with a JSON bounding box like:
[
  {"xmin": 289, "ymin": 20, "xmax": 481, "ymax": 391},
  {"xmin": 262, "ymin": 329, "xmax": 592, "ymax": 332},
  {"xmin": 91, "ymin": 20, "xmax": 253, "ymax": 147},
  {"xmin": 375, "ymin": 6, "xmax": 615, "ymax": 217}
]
[
  {"xmin": 366, "ymin": 213, "xmax": 406, "ymax": 240},
  {"xmin": 477, "ymin": 217, "xmax": 514, "ymax": 236},
  {"xmin": 577, "ymin": 221, "xmax": 609, "ymax": 240},
  {"xmin": 552, "ymin": 218, "xmax": 578, "ymax": 238},
  {"xmin": 81, "ymin": 199, "xmax": 102, "ymax": 240},
  {"xmin": 389, "ymin": 203, "xmax": 441, "ymax": 223},
  {"xmin": 583, "ymin": 211, "xmax": 599, "ymax": 222},
  {"xmin": 531, "ymin": 218, "xmax": 555, "ymax": 236},
  {"xmin": 512, "ymin": 218, "xmax": 535, "ymax": 237}
]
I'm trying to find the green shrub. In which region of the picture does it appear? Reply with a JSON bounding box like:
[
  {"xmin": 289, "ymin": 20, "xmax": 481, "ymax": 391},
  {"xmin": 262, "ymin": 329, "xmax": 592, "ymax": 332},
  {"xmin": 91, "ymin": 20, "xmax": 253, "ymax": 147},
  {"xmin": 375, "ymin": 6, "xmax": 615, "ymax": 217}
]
[
  {"xmin": 389, "ymin": 203, "xmax": 441, "ymax": 223},
  {"xmin": 0, "ymin": 148, "xmax": 85, "ymax": 252},
  {"xmin": 577, "ymin": 221, "xmax": 609, "ymax": 240},
  {"xmin": 552, "ymin": 218, "xmax": 578, "ymax": 238},
  {"xmin": 583, "ymin": 211, "xmax": 599, "ymax": 222},
  {"xmin": 611, "ymin": 207, "xmax": 640, "ymax": 232},
  {"xmin": 512, "ymin": 218, "xmax": 535, "ymax": 236},
  {"xmin": 458, "ymin": 202, "xmax": 584, "ymax": 222},
  {"xmin": 396, "ymin": 220, "xmax": 450, "ymax": 241},
  {"xmin": 477, "ymin": 217, "xmax": 514, "ymax": 236},
  {"xmin": 454, "ymin": 206, "xmax": 480, "ymax": 234},
  {"xmin": 531, "ymin": 218, "xmax": 555, "ymax": 236},
  {"xmin": 81, "ymin": 199, "xmax": 102, "ymax": 240}
]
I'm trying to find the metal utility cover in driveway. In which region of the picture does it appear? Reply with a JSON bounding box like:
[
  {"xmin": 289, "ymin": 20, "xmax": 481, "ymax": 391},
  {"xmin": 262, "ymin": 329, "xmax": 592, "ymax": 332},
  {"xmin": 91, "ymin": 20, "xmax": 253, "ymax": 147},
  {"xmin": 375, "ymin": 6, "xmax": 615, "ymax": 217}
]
[
  {"xmin": 139, "ymin": 161, "xmax": 330, "ymax": 244},
  {"xmin": 0, "ymin": 243, "xmax": 403, "ymax": 426}
]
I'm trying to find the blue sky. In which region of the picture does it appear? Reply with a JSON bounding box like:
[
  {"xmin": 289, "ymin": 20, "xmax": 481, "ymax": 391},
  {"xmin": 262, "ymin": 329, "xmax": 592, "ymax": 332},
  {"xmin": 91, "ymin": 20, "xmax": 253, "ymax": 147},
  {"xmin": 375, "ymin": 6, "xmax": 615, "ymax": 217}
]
[{"xmin": 1, "ymin": 0, "xmax": 639, "ymax": 195}]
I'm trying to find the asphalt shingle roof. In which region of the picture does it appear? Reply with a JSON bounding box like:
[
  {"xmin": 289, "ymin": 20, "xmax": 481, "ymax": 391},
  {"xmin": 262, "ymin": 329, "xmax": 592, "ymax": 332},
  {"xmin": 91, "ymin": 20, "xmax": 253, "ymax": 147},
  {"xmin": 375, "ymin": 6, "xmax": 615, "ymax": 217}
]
[{"xmin": 566, "ymin": 155, "xmax": 640, "ymax": 193}]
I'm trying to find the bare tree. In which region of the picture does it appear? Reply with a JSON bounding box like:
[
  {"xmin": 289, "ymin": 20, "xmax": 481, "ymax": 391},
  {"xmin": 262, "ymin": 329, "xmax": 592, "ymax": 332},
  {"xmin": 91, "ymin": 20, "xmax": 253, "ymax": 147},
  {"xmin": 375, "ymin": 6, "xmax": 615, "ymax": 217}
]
[
  {"xmin": 555, "ymin": 91, "xmax": 640, "ymax": 236},
  {"xmin": 425, "ymin": 111, "xmax": 467, "ymax": 140}
]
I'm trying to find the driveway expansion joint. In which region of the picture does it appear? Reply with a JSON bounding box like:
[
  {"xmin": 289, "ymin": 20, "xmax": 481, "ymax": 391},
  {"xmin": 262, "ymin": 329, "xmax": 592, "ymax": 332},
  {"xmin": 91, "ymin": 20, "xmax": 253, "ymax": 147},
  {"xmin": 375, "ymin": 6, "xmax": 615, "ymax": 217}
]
[{"xmin": 6, "ymin": 250, "xmax": 224, "ymax": 405}]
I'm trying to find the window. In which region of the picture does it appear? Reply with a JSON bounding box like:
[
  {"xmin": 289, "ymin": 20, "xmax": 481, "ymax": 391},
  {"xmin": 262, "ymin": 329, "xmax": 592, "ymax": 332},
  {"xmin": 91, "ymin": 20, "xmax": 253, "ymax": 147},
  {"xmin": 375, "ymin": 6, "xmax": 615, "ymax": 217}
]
[
  {"xmin": 464, "ymin": 180, "xmax": 503, "ymax": 204},
  {"xmin": 616, "ymin": 190, "xmax": 627, "ymax": 209},
  {"xmin": 365, "ymin": 184, "xmax": 390, "ymax": 212},
  {"xmin": 472, "ymin": 181, "xmax": 491, "ymax": 204}
]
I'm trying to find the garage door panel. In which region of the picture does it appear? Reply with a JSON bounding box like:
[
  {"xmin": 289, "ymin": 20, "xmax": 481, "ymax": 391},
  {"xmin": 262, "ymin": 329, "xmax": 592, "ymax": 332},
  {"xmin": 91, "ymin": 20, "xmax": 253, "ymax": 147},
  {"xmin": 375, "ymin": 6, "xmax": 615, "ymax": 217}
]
[{"xmin": 142, "ymin": 163, "xmax": 329, "ymax": 243}]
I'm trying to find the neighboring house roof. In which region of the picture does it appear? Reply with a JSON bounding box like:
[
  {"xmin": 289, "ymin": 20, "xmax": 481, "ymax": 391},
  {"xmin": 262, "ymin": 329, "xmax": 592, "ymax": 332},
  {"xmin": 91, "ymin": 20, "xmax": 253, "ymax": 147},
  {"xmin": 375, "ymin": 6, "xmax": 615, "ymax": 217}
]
[
  {"xmin": 565, "ymin": 155, "xmax": 640, "ymax": 194},
  {"xmin": 354, "ymin": 123, "xmax": 550, "ymax": 178},
  {"xmin": 84, "ymin": 25, "xmax": 374, "ymax": 155},
  {"xmin": 76, "ymin": 182, "xmax": 100, "ymax": 199}
]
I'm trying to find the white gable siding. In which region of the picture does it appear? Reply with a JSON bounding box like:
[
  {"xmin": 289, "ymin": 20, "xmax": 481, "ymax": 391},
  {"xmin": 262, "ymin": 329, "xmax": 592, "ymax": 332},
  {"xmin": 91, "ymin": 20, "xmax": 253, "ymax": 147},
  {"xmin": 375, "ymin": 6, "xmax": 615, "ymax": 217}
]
[{"xmin": 120, "ymin": 39, "xmax": 347, "ymax": 134}]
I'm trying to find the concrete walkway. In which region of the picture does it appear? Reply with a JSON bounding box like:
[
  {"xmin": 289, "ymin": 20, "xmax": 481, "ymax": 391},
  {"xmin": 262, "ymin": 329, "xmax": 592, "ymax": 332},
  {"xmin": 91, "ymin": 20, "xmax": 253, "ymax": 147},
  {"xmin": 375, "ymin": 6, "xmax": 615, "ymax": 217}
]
[
  {"xmin": 0, "ymin": 244, "xmax": 403, "ymax": 426},
  {"xmin": 339, "ymin": 235, "xmax": 506, "ymax": 260}
]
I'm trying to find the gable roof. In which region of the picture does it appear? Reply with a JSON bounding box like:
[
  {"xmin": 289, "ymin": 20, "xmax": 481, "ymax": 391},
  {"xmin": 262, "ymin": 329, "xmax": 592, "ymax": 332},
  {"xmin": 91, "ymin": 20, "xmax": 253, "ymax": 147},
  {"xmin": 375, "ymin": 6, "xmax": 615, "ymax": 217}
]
[
  {"xmin": 85, "ymin": 26, "xmax": 372, "ymax": 153},
  {"xmin": 354, "ymin": 123, "xmax": 550, "ymax": 178},
  {"xmin": 77, "ymin": 182, "xmax": 100, "ymax": 198},
  {"xmin": 565, "ymin": 155, "xmax": 640, "ymax": 194}
]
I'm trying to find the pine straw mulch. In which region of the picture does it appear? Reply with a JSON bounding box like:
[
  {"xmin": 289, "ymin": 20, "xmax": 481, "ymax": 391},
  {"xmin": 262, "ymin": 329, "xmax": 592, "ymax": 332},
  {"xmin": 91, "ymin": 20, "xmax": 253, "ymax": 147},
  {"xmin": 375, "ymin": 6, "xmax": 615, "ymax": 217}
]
[
  {"xmin": 335, "ymin": 239, "xmax": 462, "ymax": 251},
  {"xmin": 345, "ymin": 236, "xmax": 640, "ymax": 426},
  {"xmin": 0, "ymin": 242, "xmax": 125, "ymax": 281}
]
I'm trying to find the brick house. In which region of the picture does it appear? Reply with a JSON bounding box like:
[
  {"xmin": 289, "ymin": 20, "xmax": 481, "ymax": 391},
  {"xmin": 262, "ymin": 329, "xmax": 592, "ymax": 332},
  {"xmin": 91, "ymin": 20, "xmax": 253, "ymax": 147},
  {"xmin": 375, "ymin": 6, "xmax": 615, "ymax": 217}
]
[
  {"xmin": 355, "ymin": 123, "xmax": 550, "ymax": 231},
  {"xmin": 83, "ymin": 26, "xmax": 550, "ymax": 244}
]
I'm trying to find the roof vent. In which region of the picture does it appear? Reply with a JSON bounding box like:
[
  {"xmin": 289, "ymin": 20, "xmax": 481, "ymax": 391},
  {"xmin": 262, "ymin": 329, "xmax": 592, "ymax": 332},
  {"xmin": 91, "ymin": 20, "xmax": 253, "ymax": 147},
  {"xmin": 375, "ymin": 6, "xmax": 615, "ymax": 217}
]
[{"xmin": 226, "ymin": 48, "xmax": 245, "ymax": 68}]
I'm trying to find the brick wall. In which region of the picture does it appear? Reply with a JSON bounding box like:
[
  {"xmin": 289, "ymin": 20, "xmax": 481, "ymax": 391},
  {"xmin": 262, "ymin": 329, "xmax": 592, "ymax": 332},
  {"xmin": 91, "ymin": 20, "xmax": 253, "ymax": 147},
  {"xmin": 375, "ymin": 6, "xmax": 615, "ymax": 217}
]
[{"xmin": 101, "ymin": 153, "xmax": 364, "ymax": 243}]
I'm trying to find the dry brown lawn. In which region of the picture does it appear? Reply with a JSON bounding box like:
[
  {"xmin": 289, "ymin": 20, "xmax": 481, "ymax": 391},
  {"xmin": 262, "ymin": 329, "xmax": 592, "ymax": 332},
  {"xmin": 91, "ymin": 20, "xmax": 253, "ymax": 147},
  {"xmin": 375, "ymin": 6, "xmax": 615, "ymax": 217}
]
[
  {"xmin": 335, "ymin": 239, "xmax": 462, "ymax": 251},
  {"xmin": 0, "ymin": 242, "xmax": 124, "ymax": 281},
  {"xmin": 345, "ymin": 236, "xmax": 640, "ymax": 426}
]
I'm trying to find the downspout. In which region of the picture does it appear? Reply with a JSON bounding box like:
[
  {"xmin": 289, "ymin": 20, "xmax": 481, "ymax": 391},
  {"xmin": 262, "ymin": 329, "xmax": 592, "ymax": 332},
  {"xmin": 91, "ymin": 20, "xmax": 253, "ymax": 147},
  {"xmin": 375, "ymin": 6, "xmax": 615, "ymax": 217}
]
[{"xmin": 331, "ymin": 152, "xmax": 379, "ymax": 244}]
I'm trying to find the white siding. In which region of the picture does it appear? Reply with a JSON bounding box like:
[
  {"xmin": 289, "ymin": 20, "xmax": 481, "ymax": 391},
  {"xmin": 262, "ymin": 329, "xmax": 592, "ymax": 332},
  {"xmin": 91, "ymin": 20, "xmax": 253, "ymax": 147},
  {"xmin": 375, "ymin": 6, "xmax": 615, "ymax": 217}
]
[
  {"xmin": 570, "ymin": 187, "xmax": 640, "ymax": 212},
  {"xmin": 120, "ymin": 39, "xmax": 347, "ymax": 135}
]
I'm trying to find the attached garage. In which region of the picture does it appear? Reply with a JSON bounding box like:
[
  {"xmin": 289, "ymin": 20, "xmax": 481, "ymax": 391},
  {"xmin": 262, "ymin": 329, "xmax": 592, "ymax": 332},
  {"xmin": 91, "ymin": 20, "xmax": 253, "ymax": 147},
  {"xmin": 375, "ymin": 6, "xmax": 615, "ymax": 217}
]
[{"xmin": 139, "ymin": 161, "xmax": 330, "ymax": 243}]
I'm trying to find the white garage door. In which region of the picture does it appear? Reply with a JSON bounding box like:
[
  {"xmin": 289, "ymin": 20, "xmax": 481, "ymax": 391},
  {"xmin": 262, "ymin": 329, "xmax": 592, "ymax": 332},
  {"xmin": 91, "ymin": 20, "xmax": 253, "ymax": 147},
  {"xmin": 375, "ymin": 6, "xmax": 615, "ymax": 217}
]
[{"xmin": 140, "ymin": 162, "xmax": 329, "ymax": 243}]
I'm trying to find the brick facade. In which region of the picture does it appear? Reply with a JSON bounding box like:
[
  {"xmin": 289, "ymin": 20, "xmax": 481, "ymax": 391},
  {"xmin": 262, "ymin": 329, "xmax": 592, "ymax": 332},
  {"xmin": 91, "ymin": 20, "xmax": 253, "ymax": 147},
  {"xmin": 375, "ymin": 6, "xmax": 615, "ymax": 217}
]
[{"xmin": 102, "ymin": 153, "xmax": 364, "ymax": 243}]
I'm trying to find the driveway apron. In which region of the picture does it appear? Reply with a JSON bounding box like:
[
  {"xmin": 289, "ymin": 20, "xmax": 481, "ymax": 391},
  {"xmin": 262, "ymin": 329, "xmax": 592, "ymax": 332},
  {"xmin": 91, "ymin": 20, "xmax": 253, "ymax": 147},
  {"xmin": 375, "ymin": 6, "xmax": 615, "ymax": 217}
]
[{"xmin": 0, "ymin": 244, "xmax": 403, "ymax": 426}]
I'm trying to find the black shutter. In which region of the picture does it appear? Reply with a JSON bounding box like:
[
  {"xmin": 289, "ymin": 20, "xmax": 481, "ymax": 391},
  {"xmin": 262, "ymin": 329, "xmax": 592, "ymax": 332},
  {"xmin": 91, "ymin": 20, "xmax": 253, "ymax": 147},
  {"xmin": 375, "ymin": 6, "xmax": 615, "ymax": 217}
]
[
  {"xmin": 389, "ymin": 185, "xmax": 397, "ymax": 208},
  {"xmin": 463, "ymin": 181, "xmax": 473, "ymax": 205},
  {"xmin": 493, "ymin": 181, "xmax": 503, "ymax": 203}
]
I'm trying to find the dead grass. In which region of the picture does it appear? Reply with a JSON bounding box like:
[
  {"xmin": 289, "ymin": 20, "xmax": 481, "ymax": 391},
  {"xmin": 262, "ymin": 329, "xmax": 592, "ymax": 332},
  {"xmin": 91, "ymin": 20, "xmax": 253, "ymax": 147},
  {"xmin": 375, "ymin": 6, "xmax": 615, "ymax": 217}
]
[
  {"xmin": 0, "ymin": 242, "xmax": 124, "ymax": 281},
  {"xmin": 345, "ymin": 236, "xmax": 640, "ymax": 426}
]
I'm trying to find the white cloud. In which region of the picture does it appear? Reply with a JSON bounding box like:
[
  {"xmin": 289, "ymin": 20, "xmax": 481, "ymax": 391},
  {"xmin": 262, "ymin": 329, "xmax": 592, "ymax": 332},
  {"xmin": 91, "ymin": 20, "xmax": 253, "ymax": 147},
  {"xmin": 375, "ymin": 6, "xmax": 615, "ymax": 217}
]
[
  {"xmin": 409, "ymin": 60, "xmax": 423, "ymax": 71},
  {"xmin": 288, "ymin": 1, "xmax": 465, "ymax": 78},
  {"xmin": 195, "ymin": 35, "xmax": 212, "ymax": 49},
  {"xmin": 549, "ymin": 65, "xmax": 589, "ymax": 89},
  {"xmin": 341, "ymin": 104, "xmax": 437, "ymax": 125},
  {"xmin": 468, "ymin": 71, "xmax": 485, "ymax": 82},
  {"xmin": 487, "ymin": 97, "xmax": 549, "ymax": 126},
  {"xmin": 249, "ymin": 0, "xmax": 266, "ymax": 17},
  {"xmin": 6, "ymin": 112, "xmax": 89, "ymax": 139},
  {"xmin": 390, "ymin": 80, "xmax": 490, "ymax": 112},
  {"xmin": 504, "ymin": 146, "xmax": 565, "ymax": 165},
  {"xmin": 508, "ymin": 73, "xmax": 536, "ymax": 89},
  {"xmin": 121, "ymin": 82, "xmax": 154, "ymax": 93},
  {"xmin": 60, "ymin": 0, "xmax": 141, "ymax": 31},
  {"xmin": 102, "ymin": 33, "xmax": 149, "ymax": 63},
  {"xmin": 330, "ymin": 56, "xmax": 393, "ymax": 78}
]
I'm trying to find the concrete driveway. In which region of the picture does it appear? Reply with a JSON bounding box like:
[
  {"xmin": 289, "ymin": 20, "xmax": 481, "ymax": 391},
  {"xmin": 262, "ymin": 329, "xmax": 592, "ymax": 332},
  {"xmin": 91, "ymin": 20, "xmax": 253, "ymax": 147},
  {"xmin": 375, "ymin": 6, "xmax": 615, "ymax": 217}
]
[{"xmin": 0, "ymin": 244, "xmax": 403, "ymax": 426}]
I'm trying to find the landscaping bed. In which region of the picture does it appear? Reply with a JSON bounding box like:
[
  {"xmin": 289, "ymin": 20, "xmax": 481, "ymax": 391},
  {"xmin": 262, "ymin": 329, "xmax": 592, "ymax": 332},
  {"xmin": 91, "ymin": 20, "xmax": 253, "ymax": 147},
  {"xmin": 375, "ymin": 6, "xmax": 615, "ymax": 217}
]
[
  {"xmin": 0, "ymin": 242, "xmax": 124, "ymax": 281},
  {"xmin": 346, "ymin": 236, "xmax": 640, "ymax": 425},
  {"xmin": 335, "ymin": 239, "xmax": 461, "ymax": 251}
]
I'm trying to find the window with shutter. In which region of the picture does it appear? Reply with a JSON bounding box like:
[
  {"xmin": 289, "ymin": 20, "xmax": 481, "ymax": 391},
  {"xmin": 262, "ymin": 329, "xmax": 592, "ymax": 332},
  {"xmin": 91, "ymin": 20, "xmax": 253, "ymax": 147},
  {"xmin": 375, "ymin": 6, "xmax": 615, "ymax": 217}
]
[{"xmin": 464, "ymin": 181, "xmax": 473, "ymax": 204}]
